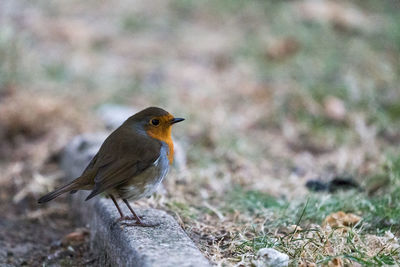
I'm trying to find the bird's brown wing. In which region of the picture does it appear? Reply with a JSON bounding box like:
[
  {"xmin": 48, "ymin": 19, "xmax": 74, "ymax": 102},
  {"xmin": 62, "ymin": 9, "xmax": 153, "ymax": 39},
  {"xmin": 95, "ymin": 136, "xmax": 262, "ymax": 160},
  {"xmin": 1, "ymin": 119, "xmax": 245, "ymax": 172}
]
[
  {"xmin": 81, "ymin": 152, "xmax": 100, "ymax": 177},
  {"xmin": 84, "ymin": 160, "xmax": 142, "ymax": 200},
  {"xmin": 74, "ymin": 150, "xmax": 114, "ymax": 189},
  {"xmin": 84, "ymin": 126, "xmax": 162, "ymax": 200}
]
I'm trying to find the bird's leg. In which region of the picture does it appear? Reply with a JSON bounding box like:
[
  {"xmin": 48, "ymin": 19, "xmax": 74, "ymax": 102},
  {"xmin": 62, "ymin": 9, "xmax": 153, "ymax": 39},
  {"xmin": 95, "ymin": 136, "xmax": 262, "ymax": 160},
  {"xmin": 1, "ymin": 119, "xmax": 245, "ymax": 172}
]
[
  {"xmin": 122, "ymin": 199, "xmax": 160, "ymax": 227},
  {"xmin": 109, "ymin": 194, "xmax": 125, "ymax": 219},
  {"xmin": 122, "ymin": 199, "xmax": 142, "ymax": 222}
]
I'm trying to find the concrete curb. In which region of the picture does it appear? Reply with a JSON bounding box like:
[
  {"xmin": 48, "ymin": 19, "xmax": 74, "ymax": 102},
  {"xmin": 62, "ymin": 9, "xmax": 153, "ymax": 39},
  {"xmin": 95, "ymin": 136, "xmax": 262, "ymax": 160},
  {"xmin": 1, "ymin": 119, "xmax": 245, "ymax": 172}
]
[{"xmin": 61, "ymin": 133, "xmax": 210, "ymax": 267}]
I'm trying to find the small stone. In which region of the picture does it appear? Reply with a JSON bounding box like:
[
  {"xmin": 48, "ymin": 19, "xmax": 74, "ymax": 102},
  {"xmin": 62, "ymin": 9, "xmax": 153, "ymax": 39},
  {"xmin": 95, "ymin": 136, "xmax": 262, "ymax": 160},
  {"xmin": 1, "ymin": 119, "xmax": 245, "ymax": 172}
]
[
  {"xmin": 253, "ymin": 248, "xmax": 289, "ymax": 267},
  {"xmin": 385, "ymin": 231, "xmax": 395, "ymax": 239},
  {"xmin": 324, "ymin": 96, "xmax": 346, "ymax": 121},
  {"xmin": 50, "ymin": 240, "xmax": 62, "ymax": 249},
  {"xmin": 291, "ymin": 166, "xmax": 306, "ymax": 177}
]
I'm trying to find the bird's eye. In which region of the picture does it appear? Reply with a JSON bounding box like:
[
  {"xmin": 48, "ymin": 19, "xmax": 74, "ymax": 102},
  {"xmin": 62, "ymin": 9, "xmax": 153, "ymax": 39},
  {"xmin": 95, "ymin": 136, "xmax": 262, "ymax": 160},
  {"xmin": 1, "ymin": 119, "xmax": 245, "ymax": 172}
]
[{"xmin": 150, "ymin": 119, "xmax": 160, "ymax": 126}]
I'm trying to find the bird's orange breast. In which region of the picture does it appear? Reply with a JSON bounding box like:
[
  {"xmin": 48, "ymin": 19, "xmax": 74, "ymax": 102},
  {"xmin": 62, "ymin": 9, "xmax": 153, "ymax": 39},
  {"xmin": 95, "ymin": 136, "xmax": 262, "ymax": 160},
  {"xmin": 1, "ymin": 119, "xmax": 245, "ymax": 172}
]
[{"xmin": 145, "ymin": 115, "xmax": 175, "ymax": 164}]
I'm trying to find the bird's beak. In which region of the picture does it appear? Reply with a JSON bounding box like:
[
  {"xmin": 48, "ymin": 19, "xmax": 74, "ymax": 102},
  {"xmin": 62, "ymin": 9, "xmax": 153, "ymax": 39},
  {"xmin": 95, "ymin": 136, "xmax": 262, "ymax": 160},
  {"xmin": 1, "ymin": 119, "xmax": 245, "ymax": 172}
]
[{"xmin": 170, "ymin": 117, "xmax": 185, "ymax": 124}]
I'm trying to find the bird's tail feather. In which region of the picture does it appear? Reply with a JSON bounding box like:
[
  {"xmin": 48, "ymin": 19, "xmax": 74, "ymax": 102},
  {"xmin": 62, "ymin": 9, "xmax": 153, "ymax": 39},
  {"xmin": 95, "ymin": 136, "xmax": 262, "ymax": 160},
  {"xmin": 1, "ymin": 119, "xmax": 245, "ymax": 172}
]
[{"xmin": 38, "ymin": 178, "xmax": 82, "ymax": 203}]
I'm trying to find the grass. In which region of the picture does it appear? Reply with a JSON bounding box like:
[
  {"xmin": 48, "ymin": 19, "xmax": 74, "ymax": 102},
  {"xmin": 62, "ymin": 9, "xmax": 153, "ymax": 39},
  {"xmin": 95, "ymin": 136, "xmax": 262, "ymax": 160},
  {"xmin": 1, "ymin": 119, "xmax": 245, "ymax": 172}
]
[
  {"xmin": 259, "ymin": 153, "xmax": 400, "ymax": 227},
  {"xmin": 44, "ymin": 62, "xmax": 70, "ymax": 82},
  {"xmin": 168, "ymin": 3, "xmax": 400, "ymax": 263},
  {"xmin": 236, "ymin": 226, "xmax": 400, "ymax": 266},
  {"xmin": 121, "ymin": 14, "xmax": 150, "ymax": 33},
  {"xmin": 229, "ymin": 0, "xmax": 400, "ymax": 145},
  {"xmin": 166, "ymin": 201, "xmax": 200, "ymax": 220},
  {"xmin": 224, "ymin": 154, "xmax": 400, "ymax": 265},
  {"xmin": 0, "ymin": 26, "xmax": 20, "ymax": 89},
  {"xmin": 228, "ymin": 187, "xmax": 284, "ymax": 213},
  {"xmin": 2, "ymin": 0, "xmax": 400, "ymax": 266}
]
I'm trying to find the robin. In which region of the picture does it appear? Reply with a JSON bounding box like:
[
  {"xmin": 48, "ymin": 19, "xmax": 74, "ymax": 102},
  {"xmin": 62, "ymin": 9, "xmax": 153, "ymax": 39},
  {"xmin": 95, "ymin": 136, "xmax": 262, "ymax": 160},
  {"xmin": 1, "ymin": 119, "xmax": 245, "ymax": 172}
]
[{"xmin": 38, "ymin": 107, "xmax": 184, "ymax": 227}]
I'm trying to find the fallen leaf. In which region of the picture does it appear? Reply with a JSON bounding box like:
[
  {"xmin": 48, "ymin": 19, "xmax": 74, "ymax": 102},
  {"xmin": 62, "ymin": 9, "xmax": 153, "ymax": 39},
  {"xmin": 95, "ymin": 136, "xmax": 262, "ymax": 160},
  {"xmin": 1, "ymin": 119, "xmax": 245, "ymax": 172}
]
[
  {"xmin": 61, "ymin": 228, "xmax": 89, "ymax": 246},
  {"xmin": 294, "ymin": 0, "xmax": 378, "ymax": 33},
  {"xmin": 328, "ymin": 258, "xmax": 343, "ymax": 267},
  {"xmin": 299, "ymin": 259, "xmax": 317, "ymax": 267},
  {"xmin": 266, "ymin": 37, "xmax": 300, "ymax": 60},
  {"xmin": 323, "ymin": 211, "xmax": 361, "ymax": 229}
]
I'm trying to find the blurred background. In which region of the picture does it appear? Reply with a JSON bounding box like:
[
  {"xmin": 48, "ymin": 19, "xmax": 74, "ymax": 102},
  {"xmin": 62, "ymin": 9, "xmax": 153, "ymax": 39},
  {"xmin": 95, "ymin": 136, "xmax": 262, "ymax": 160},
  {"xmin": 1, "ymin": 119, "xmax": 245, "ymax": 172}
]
[{"xmin": 1, "ymin": 0, "xmax": 400, "ymax": 265}]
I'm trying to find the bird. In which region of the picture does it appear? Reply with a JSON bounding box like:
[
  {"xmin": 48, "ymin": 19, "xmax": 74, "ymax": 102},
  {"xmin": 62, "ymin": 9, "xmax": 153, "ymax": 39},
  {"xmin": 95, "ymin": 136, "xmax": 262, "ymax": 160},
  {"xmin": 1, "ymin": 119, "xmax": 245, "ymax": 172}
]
[{"xmin": 38, "ymin": 107, "xmax": 184, "ymax": 227}]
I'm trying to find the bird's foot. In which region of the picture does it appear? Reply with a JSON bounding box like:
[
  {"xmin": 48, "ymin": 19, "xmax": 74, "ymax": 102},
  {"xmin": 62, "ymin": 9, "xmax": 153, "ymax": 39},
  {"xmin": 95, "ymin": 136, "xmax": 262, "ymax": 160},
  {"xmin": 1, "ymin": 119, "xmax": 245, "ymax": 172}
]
[
  {"xmin": 117, "ymin": 216, "xmax": 136, "ymax": 222},
  {"xmin": 116, "ymin": 216, "xmax": 160, "ymax": 227},
  {"xmin": 121, "ymin": 220, "xmax": 160, "ymax": 227}
]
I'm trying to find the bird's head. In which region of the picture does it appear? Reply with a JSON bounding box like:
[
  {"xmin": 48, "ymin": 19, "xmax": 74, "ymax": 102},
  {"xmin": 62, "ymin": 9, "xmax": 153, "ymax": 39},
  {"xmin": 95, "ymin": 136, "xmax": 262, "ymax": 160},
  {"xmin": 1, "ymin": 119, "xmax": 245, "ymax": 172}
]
[{"xmin": 126, "ymin": 107, "xmax": 184, "ymax": 163}]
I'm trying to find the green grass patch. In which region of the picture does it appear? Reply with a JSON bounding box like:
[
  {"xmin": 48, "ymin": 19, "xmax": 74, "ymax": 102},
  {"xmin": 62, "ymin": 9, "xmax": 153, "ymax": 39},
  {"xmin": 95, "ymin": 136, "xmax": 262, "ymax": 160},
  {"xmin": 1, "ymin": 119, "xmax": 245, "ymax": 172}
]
[
  {"xmin": 236, "ymin": 226, "xmax": 400, "ymax": 266},
  {"xmin": 228, "ymin": 154, "xmax": 400, "ymax": 231},
  {"xmin": 229, "ymin": 154, "xmax": 400, "ymax": 264},
  {"xmin": 231, "ymin": 0, "xmax": 400, "ymax": 141},
  {"xmin": 121, "ymin": 14, "xmax": 150, "ymax": 32},
  {"xmin": 227, "ymin": 187, "xmax": 285, "ymax": 214},
  {"xmin": 166, "ymin": 200, "xmax": 199, "ymax": 220},
  {"xmin": 44, "ymin": 62, "xmax": 70, "ymax": 82},
  {"xmin": 0, "ymin": 27, "xmax": 21, "ymax": 89}
]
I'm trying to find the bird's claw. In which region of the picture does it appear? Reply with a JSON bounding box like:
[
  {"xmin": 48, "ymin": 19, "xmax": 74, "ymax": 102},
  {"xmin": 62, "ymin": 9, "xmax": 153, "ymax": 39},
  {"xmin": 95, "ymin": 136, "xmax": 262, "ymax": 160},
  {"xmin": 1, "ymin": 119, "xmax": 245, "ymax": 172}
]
[
  {"xmin": 121, "ymin": 221, "xmax": 160, "ymax": 227},
  {"xmin": 115, "ymin": 215, "xmax": 159, "ymax": 227}
]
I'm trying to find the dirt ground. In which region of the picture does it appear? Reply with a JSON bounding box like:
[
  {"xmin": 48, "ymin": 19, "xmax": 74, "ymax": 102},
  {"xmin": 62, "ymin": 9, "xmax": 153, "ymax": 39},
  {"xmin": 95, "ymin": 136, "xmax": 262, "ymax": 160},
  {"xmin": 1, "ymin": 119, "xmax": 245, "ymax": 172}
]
[
  {"xmin": 0, "ymin": 193, "xmax": 96, "ymax": 266},
  {"xmin": 0, "ymin": 90, "xmax": 97, "ymax": 266}
]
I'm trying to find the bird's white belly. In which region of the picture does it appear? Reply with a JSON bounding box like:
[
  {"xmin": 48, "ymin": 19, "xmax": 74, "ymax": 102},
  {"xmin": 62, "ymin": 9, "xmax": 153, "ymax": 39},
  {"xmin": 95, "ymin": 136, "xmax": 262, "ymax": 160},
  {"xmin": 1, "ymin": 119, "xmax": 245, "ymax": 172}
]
[{"xmin": 118, "ymin": 149, "xmax": 169, "ymax": 200}]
